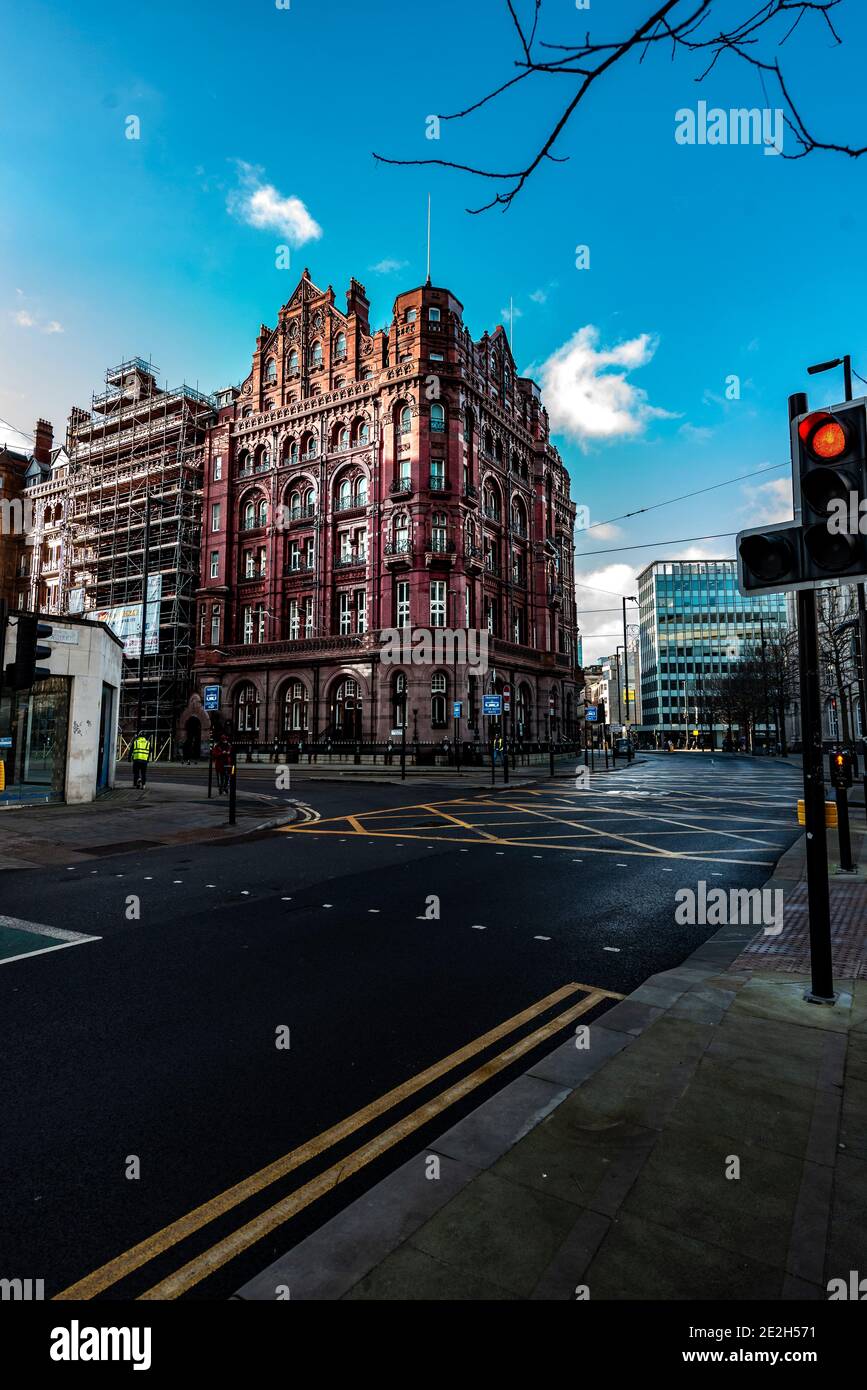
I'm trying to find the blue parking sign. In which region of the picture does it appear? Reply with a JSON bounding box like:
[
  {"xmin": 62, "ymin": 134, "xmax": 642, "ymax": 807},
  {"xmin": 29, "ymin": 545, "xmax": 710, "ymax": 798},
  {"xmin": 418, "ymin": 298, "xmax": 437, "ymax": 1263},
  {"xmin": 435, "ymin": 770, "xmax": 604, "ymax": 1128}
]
[
  {"xmin": 204, "ymin": 685, "xmax": 221, "ymax": 711},
  {"xmin": 483, "ymin": 695, "xmax": 502, "ymax": 717}
]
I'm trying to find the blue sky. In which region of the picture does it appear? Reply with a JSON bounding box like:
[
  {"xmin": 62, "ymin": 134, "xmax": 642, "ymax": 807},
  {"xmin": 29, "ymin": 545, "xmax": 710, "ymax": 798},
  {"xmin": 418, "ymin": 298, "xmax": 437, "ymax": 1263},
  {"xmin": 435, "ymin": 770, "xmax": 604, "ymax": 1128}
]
[{"xmin": 2, "ymin": 0, "xmax": 867, "ymax": 657}]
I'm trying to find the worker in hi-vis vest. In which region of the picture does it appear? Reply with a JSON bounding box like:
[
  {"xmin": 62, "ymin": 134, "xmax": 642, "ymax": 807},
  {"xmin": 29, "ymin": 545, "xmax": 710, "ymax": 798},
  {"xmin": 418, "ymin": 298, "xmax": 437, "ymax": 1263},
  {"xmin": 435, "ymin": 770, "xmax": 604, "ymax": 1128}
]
[{"xmin": 131, "ymin": 731, "xmax": 151, "ymax": 789}]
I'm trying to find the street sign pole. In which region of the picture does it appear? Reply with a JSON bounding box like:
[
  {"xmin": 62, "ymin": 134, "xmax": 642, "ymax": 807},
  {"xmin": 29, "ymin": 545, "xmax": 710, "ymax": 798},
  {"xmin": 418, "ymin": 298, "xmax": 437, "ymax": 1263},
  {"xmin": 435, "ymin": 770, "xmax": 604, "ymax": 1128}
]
[
  {"xmin": 503, "ymin": 684, "xmax": 510, "ymax": 785},
  {"xmin": 228, "ymin": 759, "xmax": 237, "ymax": 826}
]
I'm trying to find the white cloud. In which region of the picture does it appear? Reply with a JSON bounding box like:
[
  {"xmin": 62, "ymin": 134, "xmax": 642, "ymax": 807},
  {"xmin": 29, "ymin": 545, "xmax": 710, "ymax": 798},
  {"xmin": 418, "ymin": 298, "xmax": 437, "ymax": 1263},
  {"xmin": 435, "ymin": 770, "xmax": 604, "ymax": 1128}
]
[
  {"xmin": 228, "ymin": 161, "xmax": 322, "ymax": 247},
  {"xmin": 529, "ymin": 326, "xmax": 678, "ymax": 449},
  {"xmin": 679, "ymin": 423, "xmax": 712, "ymax": 443},
  {"xmin": 530, "ymin": 288, "xmax": 548, "ymax": 304},
  {"xmin": 44, "ymin": 321, "xmax": 64, "ymax": 335},
  {"xmin": 574, "ymin": 562, "xmax": 639, "ymax": 664},
  {"xmin": 12, "ymin": 310, "xmax": 35, "ymax": 327},
  {"xmin": 578, "ymin": 521, "xmax": 623, "ymax": 542},
  {"xmin": 370, "ymin": 257, "xmax": 408, "ymax": 274},
  {"xmin": 740, "ymin": 476, "xmax": 793, "ymax": 526},
  {"xmin": 501, "ymin": 305, "xmax": 523, "ymax": 321}
]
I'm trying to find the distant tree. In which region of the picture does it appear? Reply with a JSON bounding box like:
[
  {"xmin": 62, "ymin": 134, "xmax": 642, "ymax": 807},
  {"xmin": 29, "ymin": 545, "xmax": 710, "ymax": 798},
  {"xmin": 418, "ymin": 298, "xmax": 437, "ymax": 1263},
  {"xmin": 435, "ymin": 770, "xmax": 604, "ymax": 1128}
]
[{"xmin": 375, "ymin": 1, "xmax": 860, "ymax": 213}]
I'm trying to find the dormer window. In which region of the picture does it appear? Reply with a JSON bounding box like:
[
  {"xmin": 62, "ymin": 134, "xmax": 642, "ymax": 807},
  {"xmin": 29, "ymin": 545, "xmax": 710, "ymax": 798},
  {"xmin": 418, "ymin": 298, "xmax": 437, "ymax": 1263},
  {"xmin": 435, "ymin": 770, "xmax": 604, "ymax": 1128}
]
[
  {"xmin": 428, "ymin": 307, "xmax": 441, "ymax": 322},
  {"xmin": 406, "ymin": 308, "xmax": 417, "ymax": 324}
]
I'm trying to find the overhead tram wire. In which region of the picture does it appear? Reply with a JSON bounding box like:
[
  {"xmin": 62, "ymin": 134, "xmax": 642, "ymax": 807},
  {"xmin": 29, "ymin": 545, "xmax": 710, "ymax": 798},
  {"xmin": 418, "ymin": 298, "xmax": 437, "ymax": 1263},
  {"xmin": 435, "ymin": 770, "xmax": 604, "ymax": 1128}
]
[
  {"xmin": 579, "ymin": 460, "xmax": 789, "ymax": 533},
  {"xmin": 576, "ymin": 530, "xmax": 736, "ymax": 557}
]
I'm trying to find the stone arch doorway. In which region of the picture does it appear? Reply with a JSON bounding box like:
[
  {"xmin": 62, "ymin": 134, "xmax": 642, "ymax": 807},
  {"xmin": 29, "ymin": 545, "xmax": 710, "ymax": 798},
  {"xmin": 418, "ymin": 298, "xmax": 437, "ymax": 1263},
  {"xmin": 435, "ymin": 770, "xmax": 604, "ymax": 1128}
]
[{"xmin": 184, "ymin": 716, "xmax": 202, "ymax": 760}]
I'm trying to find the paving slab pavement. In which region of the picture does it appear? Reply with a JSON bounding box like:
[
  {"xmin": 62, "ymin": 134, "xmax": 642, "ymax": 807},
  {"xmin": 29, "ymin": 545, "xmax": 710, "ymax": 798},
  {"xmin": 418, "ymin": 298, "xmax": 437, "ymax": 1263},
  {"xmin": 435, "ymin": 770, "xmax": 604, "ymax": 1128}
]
[
  {"xmin": 234, "ymin": 819, "xmax": 867, "ymax": 1302},
  {"xmin": 0, "ymin": 782, "xmax": 299, "ymax": 871}
]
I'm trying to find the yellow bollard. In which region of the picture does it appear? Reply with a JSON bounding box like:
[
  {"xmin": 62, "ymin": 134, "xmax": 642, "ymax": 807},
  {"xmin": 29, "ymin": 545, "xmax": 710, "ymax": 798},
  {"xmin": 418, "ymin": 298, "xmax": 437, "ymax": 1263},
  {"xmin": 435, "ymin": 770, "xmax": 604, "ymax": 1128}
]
[{"xmin": 797, "ymin": 799, "xmax": 838, "ymax": 828}]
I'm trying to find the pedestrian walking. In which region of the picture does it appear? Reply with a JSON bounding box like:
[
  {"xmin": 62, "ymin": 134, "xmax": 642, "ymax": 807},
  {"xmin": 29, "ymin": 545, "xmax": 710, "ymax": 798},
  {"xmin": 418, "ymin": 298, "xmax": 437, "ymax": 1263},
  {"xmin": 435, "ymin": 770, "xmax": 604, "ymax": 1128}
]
[
  {"xmin": 131, "ymin": 730, "xmax": 151, "ymax": 788},
  {"xmin": 212, "ymin": 733, "xmax": 233, "ymax": 795}
]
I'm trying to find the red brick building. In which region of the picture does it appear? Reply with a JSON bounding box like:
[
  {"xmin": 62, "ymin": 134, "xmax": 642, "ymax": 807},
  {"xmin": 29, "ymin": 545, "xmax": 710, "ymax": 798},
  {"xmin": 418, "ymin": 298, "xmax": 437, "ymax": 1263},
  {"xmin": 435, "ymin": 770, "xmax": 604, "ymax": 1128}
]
[{"xmin": 188, "ymin": 270, "xmax": 582, "ymax": 750}]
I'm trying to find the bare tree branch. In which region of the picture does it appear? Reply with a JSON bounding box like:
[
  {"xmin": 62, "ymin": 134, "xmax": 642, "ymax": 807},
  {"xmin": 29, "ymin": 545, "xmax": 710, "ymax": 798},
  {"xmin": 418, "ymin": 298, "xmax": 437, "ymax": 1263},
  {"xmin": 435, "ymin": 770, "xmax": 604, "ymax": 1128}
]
[{"xmin": 372, "ymin": 0, "xmax": 859, "ymax": 213}]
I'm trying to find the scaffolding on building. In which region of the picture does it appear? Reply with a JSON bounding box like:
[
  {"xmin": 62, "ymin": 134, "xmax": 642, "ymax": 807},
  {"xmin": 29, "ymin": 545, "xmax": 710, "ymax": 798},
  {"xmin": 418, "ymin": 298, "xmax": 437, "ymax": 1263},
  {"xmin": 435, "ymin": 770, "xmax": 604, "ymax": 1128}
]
[{"xmin": 67, "ymin": 359, "xmax": 214, "ymax": 758}]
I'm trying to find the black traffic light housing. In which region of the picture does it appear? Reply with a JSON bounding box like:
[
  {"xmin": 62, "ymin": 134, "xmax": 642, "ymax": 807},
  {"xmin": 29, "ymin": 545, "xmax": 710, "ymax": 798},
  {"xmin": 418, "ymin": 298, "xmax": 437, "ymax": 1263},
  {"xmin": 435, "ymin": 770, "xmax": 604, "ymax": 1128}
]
[
  {"xmin": 7, "ymin": 613, "xmax": 53, "ymax": 692},
  {"xmin": 737, "ymin": 398, "xmax": 867, "ymax": 594},
  {"xmin": 796, "ymin": 402, "xmax": 867, "ymax": 579},
  {"xmin": 830, "ymin": 747, "xmax": 853, "ymax": 790}
]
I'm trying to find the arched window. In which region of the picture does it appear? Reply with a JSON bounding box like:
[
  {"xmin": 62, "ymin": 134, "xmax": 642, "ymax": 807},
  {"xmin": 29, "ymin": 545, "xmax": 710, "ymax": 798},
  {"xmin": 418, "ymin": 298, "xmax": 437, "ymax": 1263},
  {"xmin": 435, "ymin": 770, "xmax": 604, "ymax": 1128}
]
[
  {"xmin": 288, "ymin": 439, "xmax": 299, "ymax": 464},
  {"xmin": 430, "ymin": 402, "xmax": 445, "ymax": 434},
  {"xmin": 283, "ymin": 680, "xmax": 309, "ymax": 733},
  {"xmin": 239, "ymin": 451, "xmax": 252, "ymax": 476},
  {"xmin": 310, "ymin": 340, "xmax": 323, "ymax": 369},
  {"xmin": 264, "ymin": 357, "xmax": 277, "ymax": 382},
  {"xmin": 355, "ymin": 418, "xmax": 370, "ymax": 445},
  {"xmin": 302, "ymin": 432, "xmax": 318, "ymax": 460},
  {"xmin": 243, "ymin": 499, "xmax": 256, "ymax": 529},
  {"xmin": 392, "ymin": 672, "xmax": 407, "ymax": 728},
  {"xmin": 431, "ymin": 672, "xmax": 447, "ymax": 728},
  {"xmin": 235, "ymin": 683, "xmax": 260, "ymax": 734},
  {"xmin": 511, "ymin": 498, "xmax": 527, "ymax": 535},
  {"xmin": 335, "ymin": 331, "xmax": 347, "ymax": 359},
  {"xmin": 354, "ymin": 475, "xmax": 367, "ymax": 505},
  {"xmin": 484, "ymin": 484, "xmax": 501, "ymax": 521},
  {"xmin": 463, "ymin": 408, "xmax": 474, "ymax": 445},
  {"xmin": 331, "ymin": 677, "xmax": 362, "ymax": 737},
  {"xmin": 338, "ymin": 478, "xmax": 352, "ymax": 509},
  {"xmin": 257, "ymin": 499, "xmax": 268, "ymax": 527},
  {"xmin": 288, "ymin": 349, "xmax": 299, "ymax": 374},
  {"xmin": 288, "ymin": 488, "xmax": 302, "ymax": 518},
  {"xmin": 304, "ymin": 485, "xmax": 316, "ymax": 511},
  {"xmin": 393, "ymin": 513, "xmax": 410, "ymax": 553},
  {"xmin": 338, "ymin": 427, "xmax": 350, "ymax": 451},
  {"xmin": 361, "ymin": 369, "xmax": 373, "ymax": 381},
  {"xmin": 399, "ymin": 405, "xmax": 412, "ymax": 434}
]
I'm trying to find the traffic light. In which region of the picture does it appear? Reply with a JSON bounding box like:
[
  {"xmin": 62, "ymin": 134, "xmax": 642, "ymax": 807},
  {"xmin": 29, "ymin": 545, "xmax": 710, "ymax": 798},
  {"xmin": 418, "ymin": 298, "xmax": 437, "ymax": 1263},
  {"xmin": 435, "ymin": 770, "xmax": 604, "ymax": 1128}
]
[
  {"xmin": 737, "ymin": 398, "xmax": 867, "ymax": 593},
  {"xmin": 7, "ymin": 613, "xmax": 53, "ymax": 691},
  {"xmin": 830, "ymin": 747, "xmax": 853, "ymax": 790},
  {"xmin": 796, "ymin": 402, "xmax": 867, "ymax": 577}
]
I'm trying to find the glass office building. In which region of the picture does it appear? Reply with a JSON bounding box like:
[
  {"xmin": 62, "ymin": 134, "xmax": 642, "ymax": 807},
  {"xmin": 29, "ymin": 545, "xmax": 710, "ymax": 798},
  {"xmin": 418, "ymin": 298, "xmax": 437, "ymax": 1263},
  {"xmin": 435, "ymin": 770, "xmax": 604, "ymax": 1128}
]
[{"xmin": 637, "ymin": 559, "xmax": 788, "ymax": 746}]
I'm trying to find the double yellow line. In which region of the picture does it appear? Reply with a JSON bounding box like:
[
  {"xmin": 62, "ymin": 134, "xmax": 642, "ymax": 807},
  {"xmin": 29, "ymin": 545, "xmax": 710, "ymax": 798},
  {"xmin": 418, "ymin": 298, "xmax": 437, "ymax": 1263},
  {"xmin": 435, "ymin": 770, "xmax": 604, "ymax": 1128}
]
[{"xmin": 54, "ymin": 980, "xmax": 620, "ymax": 1301}]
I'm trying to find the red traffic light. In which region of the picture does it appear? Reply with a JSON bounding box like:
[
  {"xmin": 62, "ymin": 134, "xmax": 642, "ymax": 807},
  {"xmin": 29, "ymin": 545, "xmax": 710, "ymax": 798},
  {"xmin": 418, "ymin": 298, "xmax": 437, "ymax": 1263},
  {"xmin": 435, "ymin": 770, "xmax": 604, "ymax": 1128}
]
[{"xmin": 798, "ymin": 411, "xmax": 849, "ymax": 461}]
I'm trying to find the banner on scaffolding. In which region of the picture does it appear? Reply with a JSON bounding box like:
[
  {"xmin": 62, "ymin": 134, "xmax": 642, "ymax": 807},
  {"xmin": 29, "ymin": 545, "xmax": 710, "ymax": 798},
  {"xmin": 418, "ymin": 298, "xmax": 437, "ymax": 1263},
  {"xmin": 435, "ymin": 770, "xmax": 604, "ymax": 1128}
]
[{"xmin": 89, "ymin": 575, "xmax": 161, "ymax": 658}]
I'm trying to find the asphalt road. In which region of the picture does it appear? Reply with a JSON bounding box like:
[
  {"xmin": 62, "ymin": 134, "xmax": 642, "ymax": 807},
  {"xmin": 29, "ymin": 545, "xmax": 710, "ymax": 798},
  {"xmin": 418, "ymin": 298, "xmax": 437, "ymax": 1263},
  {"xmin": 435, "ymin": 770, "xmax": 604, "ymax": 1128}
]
[{"xmin": 0, "ymin": 754, "xmax": 803, "ymax": 1300}]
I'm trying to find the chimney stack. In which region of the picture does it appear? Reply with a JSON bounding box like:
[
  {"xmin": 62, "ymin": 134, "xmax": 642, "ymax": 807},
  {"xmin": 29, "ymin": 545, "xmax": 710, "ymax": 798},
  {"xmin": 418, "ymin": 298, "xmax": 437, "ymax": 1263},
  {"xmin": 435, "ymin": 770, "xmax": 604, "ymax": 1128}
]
[
  {"xmin": 33, "ymin": 417, "xmax": 54, "ymax": 464},
  {"xmin": 346, "ymin": 277, "xmax": 370, "ymax": 331}
]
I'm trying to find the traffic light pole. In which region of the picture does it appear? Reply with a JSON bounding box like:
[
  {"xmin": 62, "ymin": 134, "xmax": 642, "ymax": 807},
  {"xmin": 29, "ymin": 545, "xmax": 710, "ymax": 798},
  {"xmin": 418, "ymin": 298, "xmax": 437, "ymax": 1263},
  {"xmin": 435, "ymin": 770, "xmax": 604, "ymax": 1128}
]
[
  {"xmin": 790, "ymin": 392, "xmax": 836, "ymax": 1005},
  {"xmin": 839, "ymin": 356, "xmax": 867, "ymax": 820}
]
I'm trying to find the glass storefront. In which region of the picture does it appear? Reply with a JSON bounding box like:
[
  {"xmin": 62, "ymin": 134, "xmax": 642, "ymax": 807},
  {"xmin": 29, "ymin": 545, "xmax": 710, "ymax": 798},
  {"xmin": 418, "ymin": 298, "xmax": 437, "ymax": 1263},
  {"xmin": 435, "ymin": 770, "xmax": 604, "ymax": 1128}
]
[{"xmin": 0, "ymin": 676, "xmax": 70, "ymax": 804}]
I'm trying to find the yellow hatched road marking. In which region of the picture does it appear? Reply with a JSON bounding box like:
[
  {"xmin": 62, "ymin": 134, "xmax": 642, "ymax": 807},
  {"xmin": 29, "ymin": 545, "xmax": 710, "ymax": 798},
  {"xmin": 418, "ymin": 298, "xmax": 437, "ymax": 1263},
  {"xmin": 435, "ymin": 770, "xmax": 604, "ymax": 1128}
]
[
  {"xmin": 53, "ymin": 980, "xmax": 614, "ymax": 1301},
  {"xmin": 138, "ymin": 989, "xmax": 612, "ymax": 1300}
]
